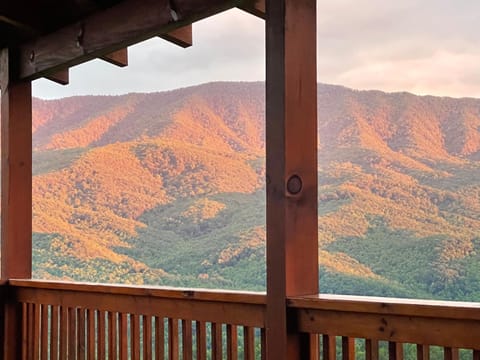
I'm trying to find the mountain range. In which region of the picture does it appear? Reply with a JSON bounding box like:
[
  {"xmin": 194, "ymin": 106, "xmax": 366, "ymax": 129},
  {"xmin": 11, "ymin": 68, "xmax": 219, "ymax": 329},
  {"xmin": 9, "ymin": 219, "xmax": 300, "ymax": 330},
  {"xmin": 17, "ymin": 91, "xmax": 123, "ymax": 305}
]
[{"xmin": 21, "ymin": 82, "xmax": 480, "ymax": 299}]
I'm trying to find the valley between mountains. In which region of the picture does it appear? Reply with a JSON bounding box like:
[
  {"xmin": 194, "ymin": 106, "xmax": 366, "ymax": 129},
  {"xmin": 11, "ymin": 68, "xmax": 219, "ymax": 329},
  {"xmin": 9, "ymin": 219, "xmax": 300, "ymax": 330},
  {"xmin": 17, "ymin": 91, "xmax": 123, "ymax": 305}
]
[{"xmin": 25, "ymin": 82, "xmax": 480, "ymax": 300}]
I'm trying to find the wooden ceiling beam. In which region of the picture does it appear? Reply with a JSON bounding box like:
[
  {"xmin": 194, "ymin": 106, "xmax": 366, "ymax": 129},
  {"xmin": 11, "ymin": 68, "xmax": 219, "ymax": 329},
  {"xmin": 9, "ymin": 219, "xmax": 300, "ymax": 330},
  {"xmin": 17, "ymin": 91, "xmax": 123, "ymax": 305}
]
[
  {"xmin": 44, "ymin": 69, "xmax": 70, "ymax": 85},
  {"xmin": 159, "ymin": 25, "xmax": 193, "ymax": 48},
  {"xmin": 100, "ymin": 48, "xmax": 128, "ymax": 67},
  {"xmin": 238, "ymin": 0, "xmax": 265, "ymax": 19},
  {"xmin": 16, "ymin": 0, "xmax": 244, "ymax": 82},
  {"xmin": 0, "ymin": 15, "xmax": 38, "ymax": 35}
]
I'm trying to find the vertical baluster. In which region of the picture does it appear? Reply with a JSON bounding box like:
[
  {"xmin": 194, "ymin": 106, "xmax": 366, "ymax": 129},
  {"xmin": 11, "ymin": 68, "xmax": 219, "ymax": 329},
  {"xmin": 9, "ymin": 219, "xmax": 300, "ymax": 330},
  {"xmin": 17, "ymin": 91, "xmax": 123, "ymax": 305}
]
[
  {"xmin": 27, "ymin": 303, "xmax": 34, "ymax": 360},
  {"xmin": 444, "ymin": 347, "xmax": 459, "ymax": 360},
  {"xmin": 226, "ymin": 324, "xmax": 237, "ymax": 360},
  {"xmin": 131, "ymin": 314, "xmax": 140, "ymax": 360},
  {"xmin": 473, "ymin": 350, "xmax": 480, "ymax": 360},
  {"xmin": 261, "ymin": 328, "xmax": 267, "ymax": 360},
  {"xmin": 310, "ymin": 334, "xmax": 320, "ymax": 360},
  {"xmin": 119, "ymin": 313, "xmax": 128, "ymax": 360},
  {"xmin": 243, "ymin": 326, "xmax": 255, "ymax": 360},
  {"xmin": 155, "ymin": 317, "xmax": 165, "ymax": 360},
  {"xmin": 21, "ymin": 303, "xmax": 27, "ymax": 360},
  {"xmin": 40, "ymin": 304, "xmax": 49, "ymax": 360},
  {"xmin": 59, "ymin": 307, "xmax": 68, "ymax": 360},
  {"xmin": 322, "ymin": 335, "xmax": 336, "ymax": 360},
  {"xmin": 68, "ymin": 308, "xmax": 76, "ymax": 360},
  {"xmin": 87, "ymin": 309, "xmax": 95, "ymax": 360},
  {"xmin": 182, "ymin": 320, "xmax": 193, "ymax": 360},
  {"xmin": 389, "ymin": 342, "xmax": 403, "ymax": 360},
  {"xmin": 168, "ymin": 318, "xmax": 179, "ymax": 360},
  {"xmin": 211, "ymin": 323, "xmax": 223, "ymax": 360},
  {"xmin": 195, "ymin": 321, "xmax": 206, "ymax": 360},
  {"xmin": 342, "ymin": 337, "xmax": 355, "ymax": 360},
  {"xmin": 417, "ymin": 345, "xmax": 429, "ymax": 360},
  {"xmin": 108, "ymin": 312, "xmax": 118, "ymax": 360},
  {"xmin": 366, "ymin": 339, "xmax": 379, "ymax": 360},
  {"xmin": 143, "ymin": 316, "xmax": 152, "ymax": 360},
  {"xmin": 77, "ymin": 308, "xmax": 86, "ymax": 360},
  {"xmin": 34, "ymin": 303, "xmax": 41, "ymax": 360},
  {"xmin": 97, "ymin": 310, "xmax": 106, "ymax": 360},
  {"xmin": 50, "ymin": 305, "xmax": 59, "ymax": 360}
]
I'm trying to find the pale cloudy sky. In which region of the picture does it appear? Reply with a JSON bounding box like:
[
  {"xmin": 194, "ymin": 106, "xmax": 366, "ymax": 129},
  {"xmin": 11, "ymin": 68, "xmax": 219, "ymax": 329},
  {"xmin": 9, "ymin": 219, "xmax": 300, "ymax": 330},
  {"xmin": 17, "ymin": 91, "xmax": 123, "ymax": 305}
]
[{"xmin": 33, "ymin": 1, "xmax": 480, "ymax": 99}]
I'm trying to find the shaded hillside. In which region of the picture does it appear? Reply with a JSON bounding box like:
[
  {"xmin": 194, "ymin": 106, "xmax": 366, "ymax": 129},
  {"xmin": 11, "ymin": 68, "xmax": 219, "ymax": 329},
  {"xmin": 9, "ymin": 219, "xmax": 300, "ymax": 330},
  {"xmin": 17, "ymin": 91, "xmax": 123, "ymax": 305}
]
[{"xmin": 27, "ymin": 82, "xmax": 480, "ymax": 298}]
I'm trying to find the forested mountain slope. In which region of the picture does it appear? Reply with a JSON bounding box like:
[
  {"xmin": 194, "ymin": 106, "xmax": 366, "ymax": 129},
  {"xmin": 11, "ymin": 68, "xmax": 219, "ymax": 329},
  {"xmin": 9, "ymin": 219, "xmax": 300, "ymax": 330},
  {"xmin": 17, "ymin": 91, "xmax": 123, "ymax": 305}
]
[{"xmin": 24, "ymin": 82, "xmax": 480, "ymax": 299}]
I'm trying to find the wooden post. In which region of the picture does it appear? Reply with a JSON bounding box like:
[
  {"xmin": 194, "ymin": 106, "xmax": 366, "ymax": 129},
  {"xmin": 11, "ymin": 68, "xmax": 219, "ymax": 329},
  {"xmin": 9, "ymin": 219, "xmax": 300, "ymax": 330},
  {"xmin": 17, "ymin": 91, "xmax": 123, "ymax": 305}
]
[
  {"xmin": 265, "ymin": 0, "xmax": 318, "ymax": 359},
  {"xmin": 1, "ymin": 48, "xmax": 33, "ymax": 360}
]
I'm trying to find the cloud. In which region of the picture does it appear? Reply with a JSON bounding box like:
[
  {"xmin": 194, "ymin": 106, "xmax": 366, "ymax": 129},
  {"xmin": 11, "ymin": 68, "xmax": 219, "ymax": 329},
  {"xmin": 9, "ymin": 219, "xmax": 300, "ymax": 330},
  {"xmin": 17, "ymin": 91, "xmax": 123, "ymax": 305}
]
[{"xmin": 33, "ymin": 2, "xmax": 480, "ymax": 99}]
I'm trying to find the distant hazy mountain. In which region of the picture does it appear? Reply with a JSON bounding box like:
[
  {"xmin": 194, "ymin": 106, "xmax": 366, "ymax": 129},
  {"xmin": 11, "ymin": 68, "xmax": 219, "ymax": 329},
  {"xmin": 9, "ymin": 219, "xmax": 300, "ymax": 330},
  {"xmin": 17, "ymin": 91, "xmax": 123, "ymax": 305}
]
[{"xmin": 30, "ymin": 82, "xmax": 480, "ymax": 299}]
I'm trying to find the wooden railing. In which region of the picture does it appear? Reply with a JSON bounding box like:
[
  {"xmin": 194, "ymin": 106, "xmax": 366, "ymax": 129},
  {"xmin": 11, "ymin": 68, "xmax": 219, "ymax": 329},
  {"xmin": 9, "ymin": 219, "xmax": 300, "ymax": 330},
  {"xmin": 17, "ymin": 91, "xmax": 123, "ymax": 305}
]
[
  {"xmin": 5, "ymin": 281, "xmax": 480, "ymax": 359},
  {"xmin": 288, "ymin": 294, "xmax": 480, "ymax": 360},
  {"xmin": 7, "ymin": 280, "xmax": 266, "ymax": 360}
]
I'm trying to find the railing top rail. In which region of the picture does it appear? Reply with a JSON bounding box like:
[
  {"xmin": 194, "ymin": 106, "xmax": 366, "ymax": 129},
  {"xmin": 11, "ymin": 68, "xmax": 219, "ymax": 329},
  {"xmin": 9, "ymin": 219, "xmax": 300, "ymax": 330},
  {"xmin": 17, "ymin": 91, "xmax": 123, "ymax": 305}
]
[
  {"xmin": 9, "ymin": 279, "xmax": 266, "ymax": 305},
  {"xmin": 289, "ymin": 293, "xmax": 480, "ymax": 320}
]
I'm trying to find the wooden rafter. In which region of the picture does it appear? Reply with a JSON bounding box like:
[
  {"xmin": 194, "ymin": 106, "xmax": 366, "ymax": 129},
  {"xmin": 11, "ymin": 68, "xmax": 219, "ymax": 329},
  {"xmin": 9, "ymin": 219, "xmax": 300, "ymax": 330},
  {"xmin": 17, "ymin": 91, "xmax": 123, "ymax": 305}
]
[
  {"xmin": 159, "ymin": 25, "xmax": 193, "ymax": 48},
  {"xmin": 238, "ymin": 0, "xmax": 265, "ymax": 19},
  {"xmin": 44, "ymin": 69, "xmax": 70, "ymax": 85},
  {"xmin": 100, "ymin": 48, "xmax": 129, "ymax": 67},
  {"xmin": 16, "ymin": 0, "xmax": 247, "ymax": 81}
]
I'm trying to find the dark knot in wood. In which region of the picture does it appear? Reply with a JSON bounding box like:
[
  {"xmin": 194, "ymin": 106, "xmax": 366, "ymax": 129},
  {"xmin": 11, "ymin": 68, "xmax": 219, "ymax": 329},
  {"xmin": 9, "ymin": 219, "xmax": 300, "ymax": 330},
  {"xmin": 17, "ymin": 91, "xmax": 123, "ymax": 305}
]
[{"xmin": 287, "ymin": 175, "xmax": 302, "ymax": 195}]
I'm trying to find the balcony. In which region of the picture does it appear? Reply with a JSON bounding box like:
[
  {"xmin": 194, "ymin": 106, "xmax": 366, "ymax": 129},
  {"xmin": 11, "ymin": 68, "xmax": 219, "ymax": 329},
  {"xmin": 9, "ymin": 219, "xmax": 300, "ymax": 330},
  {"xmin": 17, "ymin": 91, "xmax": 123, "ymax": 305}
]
[
  {"xmin": 1, "ymin": 0, "xmax": 479, "ymax": 359},
  {"xmin": 1, "ymin": 279, "xmax": 479, "ymax": 359}
]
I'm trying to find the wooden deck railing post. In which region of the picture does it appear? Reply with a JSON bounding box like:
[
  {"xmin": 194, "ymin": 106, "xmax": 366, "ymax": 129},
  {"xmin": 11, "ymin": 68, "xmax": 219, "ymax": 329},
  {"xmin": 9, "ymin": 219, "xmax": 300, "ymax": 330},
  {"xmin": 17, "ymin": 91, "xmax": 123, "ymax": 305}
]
[
  {"xmin": 1, "ymin": 48, "xmax": 33, "ymax": 360},
  {"xmin": 265, "ymin": 0, "xmax": 318, "ymax": 359}
]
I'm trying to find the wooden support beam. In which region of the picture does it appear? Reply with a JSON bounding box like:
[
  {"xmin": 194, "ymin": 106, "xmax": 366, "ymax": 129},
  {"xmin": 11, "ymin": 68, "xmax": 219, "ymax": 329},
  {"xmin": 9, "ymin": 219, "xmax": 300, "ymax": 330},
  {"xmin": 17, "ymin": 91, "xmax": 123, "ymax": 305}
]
[
  {"xmin": 0, "ymin": 48, "xmax": 33, "ymax": 360},
  {"xmin": 17, "ymin": 0, "xmax": 242, "ymax": 81},
  {"xmin": 265, "ymin": 0, "xmax": 318, "ymax": 359},
  {"xmin": 100, "ymin": 48, "xmax": 129, "ymax": 67},
  {"xmin": 238, "ymin": 0, "xmax": 265, "ymax": 19},
  {"xmin": 159, "ymin": 25, "xmax": 193, "ymax": 48},
  {"xmin": 44, "ymin": 68, "xmax": 70, "ymax": 85}
]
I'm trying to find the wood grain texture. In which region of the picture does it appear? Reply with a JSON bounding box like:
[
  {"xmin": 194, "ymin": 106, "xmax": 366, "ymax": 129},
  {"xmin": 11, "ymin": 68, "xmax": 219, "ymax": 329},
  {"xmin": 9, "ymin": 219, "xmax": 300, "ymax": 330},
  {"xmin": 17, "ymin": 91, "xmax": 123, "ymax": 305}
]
[
  {"xmin": 366, "ymin": 339, "xmax": 379, "ymax": 360},
  {"xmin": 143, "ymin": 316, "xmax": 153, "ymax": 360},
  {"xmin": 244, "ymin": 326, "xmax": 255, "ymax": 360},
  {"xmin": 417, "ymin": 344, "xmax": 429, "ymax": 360},
  {"xmin": 108, "ymin": 312, "xmax": 118, "ymax": 360},
  {"xmin": 155, "ymin": 317, "xmax": 165, "ymax": 360},
  {"xmin": 226, "ymin": 324, "xmax": 238, "ymax": 360},
  {"xmin": 1, "ymin": 48, "xmax": 33, "ymax": 360},
  {"xmin": 51, "ymin": 305, "xmax": 59, "ymax": 360},
  {"xmin": 97, "ymin": 310, "xmax": 106, "ymax": 360},
  {"xmin": 322, "ymin": 335, "xmax": 336, "ymax": 360},
  {"xmin": 211, "ymin": 323, "xmax": 222, "ymax": 360},
  {"xmin": 265, "ymin": 0, "xmax": 318, "ymax": 358},
  {"xmin": 11, "ymin": 281, "xmax": 265, "ymax": 327},
  {"xmin": 444, "ymin": 347, "xmax": 459, "ymax": 360},
  {"xmin": 0, "ymin": 52, "xmax": 32, "ymax": 275},
  {"xmin": 388, "ymin": 342, "xmax": 403, "ymax": 360},
  {"xmin": 159, "ymin": 25, "xmax": 193, "ymax": 48},
  {"xmin": 182, "ymin": 319, "xmax": 193, "ymax": 360},
  {"xmin": 40, "ymin": 304, "xmax": 48, "ymax": 360},
  {"xmin": 168, "ymin": 318, "xmax": 179, "ymax": 360},
  {"xmin": 68, "ymin": 308, "xmax": 76, "ymax": 360},
  {"xmin": 18, "ymin": 0, "xmax": 246, "ymax": 81},
  {"xmin": 196, "ymin": 321, "xmax": 206, "ymax": 360},
  {"xmin": 294, "ymin": 307, "xmax": 480, "ymax": 350},
  {"xmin": 342, "ymin": 337, "xmax": 355, "ymax": 360},
  {"xmin": 100, "ymin": 48, "xmax": 128, "ymax": 67}
]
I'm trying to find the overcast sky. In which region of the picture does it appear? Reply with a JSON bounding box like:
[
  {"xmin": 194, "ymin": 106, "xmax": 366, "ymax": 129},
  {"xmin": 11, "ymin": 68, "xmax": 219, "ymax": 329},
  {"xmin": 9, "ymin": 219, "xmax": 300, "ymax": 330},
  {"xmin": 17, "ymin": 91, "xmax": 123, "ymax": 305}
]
[{"xmin": 33, "ymin": 1, "xmax": 480, "ymax": 99}]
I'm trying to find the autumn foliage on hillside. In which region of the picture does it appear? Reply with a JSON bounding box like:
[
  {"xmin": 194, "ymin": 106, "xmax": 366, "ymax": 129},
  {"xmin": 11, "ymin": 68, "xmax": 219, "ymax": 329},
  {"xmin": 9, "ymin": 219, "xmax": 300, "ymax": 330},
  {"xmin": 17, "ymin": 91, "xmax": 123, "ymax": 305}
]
[{"xmin": 24, "ymin": 82, "xmax": 480, "ymax": 297}]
